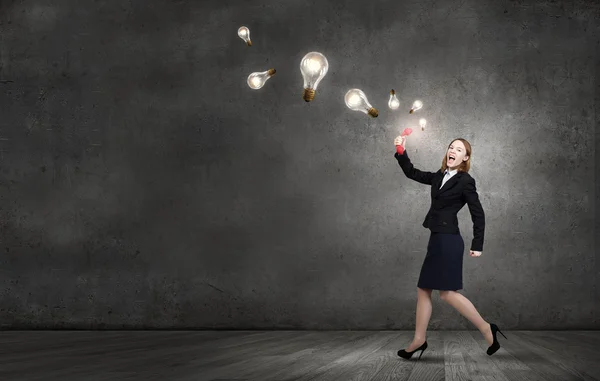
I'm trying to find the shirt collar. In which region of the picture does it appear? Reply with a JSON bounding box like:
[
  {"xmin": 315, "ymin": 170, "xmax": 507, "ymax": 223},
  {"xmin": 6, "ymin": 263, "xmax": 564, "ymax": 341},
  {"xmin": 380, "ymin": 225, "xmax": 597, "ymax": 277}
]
[{"xmin": 445, "ymin": 168, "xmax": 458, "ymax": 175}]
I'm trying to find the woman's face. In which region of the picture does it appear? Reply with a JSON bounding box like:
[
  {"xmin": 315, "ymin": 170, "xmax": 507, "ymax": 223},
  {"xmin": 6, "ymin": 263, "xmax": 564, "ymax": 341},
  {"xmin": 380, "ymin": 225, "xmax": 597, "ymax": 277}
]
[{"xmin": 446, "ymin": 140, "xmax": 468, "ymax": 169}]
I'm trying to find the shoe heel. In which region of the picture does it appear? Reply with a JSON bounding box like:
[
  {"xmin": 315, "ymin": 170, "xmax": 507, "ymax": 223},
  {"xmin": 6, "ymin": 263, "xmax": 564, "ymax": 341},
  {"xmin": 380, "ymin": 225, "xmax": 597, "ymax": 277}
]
[
  {"xmin": 417, "ymin": 342, "xmax": 427, "ymax": 360},
  {"xmin": 498, "ymin": 328, "xmax": 507, "ymax": 340}
]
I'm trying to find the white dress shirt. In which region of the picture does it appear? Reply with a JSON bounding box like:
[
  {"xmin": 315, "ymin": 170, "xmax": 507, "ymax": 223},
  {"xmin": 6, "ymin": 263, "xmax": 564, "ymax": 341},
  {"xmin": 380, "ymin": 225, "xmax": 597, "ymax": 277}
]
[{"xmin": 440, "ymin": 168, "xmax": 458, "ymax": 189}]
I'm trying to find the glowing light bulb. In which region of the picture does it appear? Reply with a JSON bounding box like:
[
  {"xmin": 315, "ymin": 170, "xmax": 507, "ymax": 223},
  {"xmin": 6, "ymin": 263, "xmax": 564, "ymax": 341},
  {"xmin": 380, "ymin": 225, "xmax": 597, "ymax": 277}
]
[
  {"xmin": 345, "ymin": 88, "xmax": 378, "ymax": 117},
  {"xmin": 409, "ymin": 100, "xmax": 423, "ymax": 114},
  {"xmin": 238, "ymin": 26, "xmax": 252, "ymax": 46},
  {"xmin": 300, "ymin": 52, "xmax": 329, "ymax": 102},
  {"xmin": 419, "ymin": 118, "xmax": 427, "ymax": 131},
  {"xmin": 247, "ymin": 69, "xmax": 276, "ymax": 90},
  {"xmin": 388, "ymin": 89, "xmax": 400, "ymax": 110}
]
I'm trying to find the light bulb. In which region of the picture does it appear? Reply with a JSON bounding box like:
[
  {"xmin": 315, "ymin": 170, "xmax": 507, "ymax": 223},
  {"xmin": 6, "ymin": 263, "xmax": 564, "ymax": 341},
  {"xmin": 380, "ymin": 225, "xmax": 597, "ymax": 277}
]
[
  {"xmin": 388, "ymin": 89, "xmax": 400, "ymax": 110},
  {"xmin": 419, "ymin": 118, "xmax": 427, "ymax": 131},
  {"xmin": 409, "ymin": 100, "xmax": 423, "ymax": 114},
  {"xmin": 300, "ymin": 52, "xmax": 329, "ymax": 102},
  {"xmin": 247, "ymin": 68, "xmax": 276, "ymax": 90},
  {"xmin": 238, "ymin": 26, "xmax": 252, "ymax": 46},
  {"xmin": 345, "ymin": 88, "xmax": 378, "ymax": 117}
]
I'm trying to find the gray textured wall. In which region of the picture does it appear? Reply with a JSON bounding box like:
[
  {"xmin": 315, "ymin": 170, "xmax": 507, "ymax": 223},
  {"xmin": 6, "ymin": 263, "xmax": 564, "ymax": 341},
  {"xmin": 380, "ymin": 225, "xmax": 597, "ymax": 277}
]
[{"xmin": 0, "ymin": 0, "xmax": 597, "ymax": 329}]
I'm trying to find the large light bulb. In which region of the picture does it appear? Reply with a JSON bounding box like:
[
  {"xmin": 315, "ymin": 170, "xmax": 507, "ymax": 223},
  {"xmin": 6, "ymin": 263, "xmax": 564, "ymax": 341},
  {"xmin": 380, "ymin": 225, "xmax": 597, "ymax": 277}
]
[
  {"xmin": 388, "ymin": 89, "xmax": 400, "ymax": 110},
  {"xmin": 247, "ymin": 68, "xmax": 276, "ymax": 90},
  {"xmin": 238, "ymin": 26, "xmax": 252, "ymax": 46},
  {"xmin": 300, "ymin": 52, "xmax": 329, "ymax": 102},
  {"xmin": 409, "ymin": 100, "xmax": 423, "ymax": 114},
  {"xmin": 345, "ymin": 88, "xmax": 378, "ymax": 117},
  {"xmin": 419, "ymin": 118, "xmax": 427, "ymax": 131}
]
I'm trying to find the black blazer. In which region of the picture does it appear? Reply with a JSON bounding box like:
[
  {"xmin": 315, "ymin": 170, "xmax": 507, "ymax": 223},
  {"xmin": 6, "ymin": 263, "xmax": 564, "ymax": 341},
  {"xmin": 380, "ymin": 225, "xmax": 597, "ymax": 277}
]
[{"xmin": 394, "ymin": 151, "xmax": 485, "ymax": 252}]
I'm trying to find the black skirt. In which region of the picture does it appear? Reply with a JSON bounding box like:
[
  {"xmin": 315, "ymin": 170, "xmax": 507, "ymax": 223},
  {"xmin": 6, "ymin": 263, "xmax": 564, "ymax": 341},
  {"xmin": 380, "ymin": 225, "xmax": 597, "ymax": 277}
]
[{"xmin": 417, "ymin": 232, "xmax": 464, "ymax": 291}]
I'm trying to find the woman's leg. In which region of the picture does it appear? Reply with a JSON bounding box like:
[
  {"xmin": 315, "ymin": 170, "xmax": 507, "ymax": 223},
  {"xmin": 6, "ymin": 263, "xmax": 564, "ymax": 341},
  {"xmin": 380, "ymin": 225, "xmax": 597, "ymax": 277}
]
[
  {"xmin": 406, "ymin": 287, "xmax": 433, "ymax": 351},
  {"xmin": 439, "ymin": 290, "xmax": 493, "ymax": 345}
]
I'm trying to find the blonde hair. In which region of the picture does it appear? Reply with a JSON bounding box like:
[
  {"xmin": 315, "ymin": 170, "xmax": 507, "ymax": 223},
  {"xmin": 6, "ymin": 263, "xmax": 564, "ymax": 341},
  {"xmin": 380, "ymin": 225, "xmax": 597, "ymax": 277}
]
[{"xmin": 440, "ymin": 138, "xmax": 471, "ymax": 173}]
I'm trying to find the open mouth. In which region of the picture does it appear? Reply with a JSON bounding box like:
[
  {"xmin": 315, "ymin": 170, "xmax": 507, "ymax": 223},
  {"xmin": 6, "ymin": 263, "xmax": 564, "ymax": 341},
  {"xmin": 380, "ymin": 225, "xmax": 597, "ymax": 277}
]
[{"xmin": 448, "ymin": 155, "xmax": 455, "ymax": 163}]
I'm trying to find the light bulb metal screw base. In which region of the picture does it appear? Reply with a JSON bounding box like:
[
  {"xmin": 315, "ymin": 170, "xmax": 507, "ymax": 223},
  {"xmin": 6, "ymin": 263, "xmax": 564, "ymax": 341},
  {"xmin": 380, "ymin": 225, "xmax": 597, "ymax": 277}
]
[
  {"xmin": 303, "ymin": 88, "xmax": 316, "ymax": 102},
  {"xmin": 267, "ymin": 68, "xmax": 276, "ymax": 76},
  {"xmin": 390, "ymin": 89, "xmax": 395, "ymax": 95},
  {"xmin": 409, "ymin": 109, "xmax": 414, "ymax": 114},
  {"xmin": 368, "ymin": 107, "xmax": 379, "ymax": 117},
  {"xmin": 246, "ymin": 40, "xmax": 252, "ymax": 46}
]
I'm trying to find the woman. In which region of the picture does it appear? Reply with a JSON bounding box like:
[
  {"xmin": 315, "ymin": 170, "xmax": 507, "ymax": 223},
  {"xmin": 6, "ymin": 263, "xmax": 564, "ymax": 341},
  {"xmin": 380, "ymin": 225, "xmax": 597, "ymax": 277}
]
[{"xmin": 392, "ymin": 136, "xmax": 506, "ymax": 359}]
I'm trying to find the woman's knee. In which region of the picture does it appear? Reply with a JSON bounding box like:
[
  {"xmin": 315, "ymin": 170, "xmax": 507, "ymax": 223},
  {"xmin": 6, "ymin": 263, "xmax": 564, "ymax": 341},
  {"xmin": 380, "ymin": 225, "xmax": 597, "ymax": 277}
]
[
  {"xmin": 440, "ymin": 290, "xmax": 460, "ymax": 302},
  {"xmin": 439, "ymin": 290, "xmax": 451, "ymax": 301},
  {"xmin": 417, "ymin": 287, "xmax": 432, "ymax": 298}
]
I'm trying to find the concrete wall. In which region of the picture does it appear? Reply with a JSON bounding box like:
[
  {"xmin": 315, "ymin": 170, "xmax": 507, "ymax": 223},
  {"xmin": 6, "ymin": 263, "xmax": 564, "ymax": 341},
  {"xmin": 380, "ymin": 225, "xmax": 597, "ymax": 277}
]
[{"xmin": 0, "ymin": 0, "xmax": 597, "ymax": 329}]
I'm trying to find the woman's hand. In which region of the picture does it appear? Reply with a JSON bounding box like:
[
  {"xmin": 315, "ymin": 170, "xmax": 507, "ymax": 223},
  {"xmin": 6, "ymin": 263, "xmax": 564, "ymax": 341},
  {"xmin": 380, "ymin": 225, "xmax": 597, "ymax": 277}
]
[
  {"xmin": 394, "ymin": 135, "xmax": 406, "ymax": 147},
  {"xmin": 469, "ymin": 250, "xmax": 482, "ymax": 257}
]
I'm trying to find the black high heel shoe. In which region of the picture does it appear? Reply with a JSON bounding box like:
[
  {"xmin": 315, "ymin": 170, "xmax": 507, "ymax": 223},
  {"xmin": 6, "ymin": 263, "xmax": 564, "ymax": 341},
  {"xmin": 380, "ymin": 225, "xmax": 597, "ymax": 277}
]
[
  {"xmin": 397, "ymin": 340, "xmax": 428, "ymax": 360},
  {"xmin": 487, "ymin": 323, "xmax": 507, "ymax": 356}
]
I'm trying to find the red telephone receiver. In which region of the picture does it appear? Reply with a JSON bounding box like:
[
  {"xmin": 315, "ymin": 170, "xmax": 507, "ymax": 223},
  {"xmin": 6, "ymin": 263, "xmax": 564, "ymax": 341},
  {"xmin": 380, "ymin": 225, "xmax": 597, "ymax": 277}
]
[{"xmin": 395, "ymin": 127, "xmax": 413, "ymax": 155}]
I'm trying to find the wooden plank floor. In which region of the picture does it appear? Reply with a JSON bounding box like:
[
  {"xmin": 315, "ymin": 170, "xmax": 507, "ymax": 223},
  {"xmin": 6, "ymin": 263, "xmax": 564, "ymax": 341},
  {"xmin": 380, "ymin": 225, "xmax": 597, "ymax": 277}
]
[{"xmin": 0, "ymin": 330, "xmax": 598, "ymax": 380}]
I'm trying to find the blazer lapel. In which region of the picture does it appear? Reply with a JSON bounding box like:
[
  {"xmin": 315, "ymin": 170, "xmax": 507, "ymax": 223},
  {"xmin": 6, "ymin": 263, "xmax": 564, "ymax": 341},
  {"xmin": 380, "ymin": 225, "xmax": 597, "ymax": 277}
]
[
  {"xmin": 432, "ymin": 172, "xmax": 444, "ymax": 197},
  {"xmin": 437, "ymin": 172, "xmax": 462, "ymax": 195}
]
